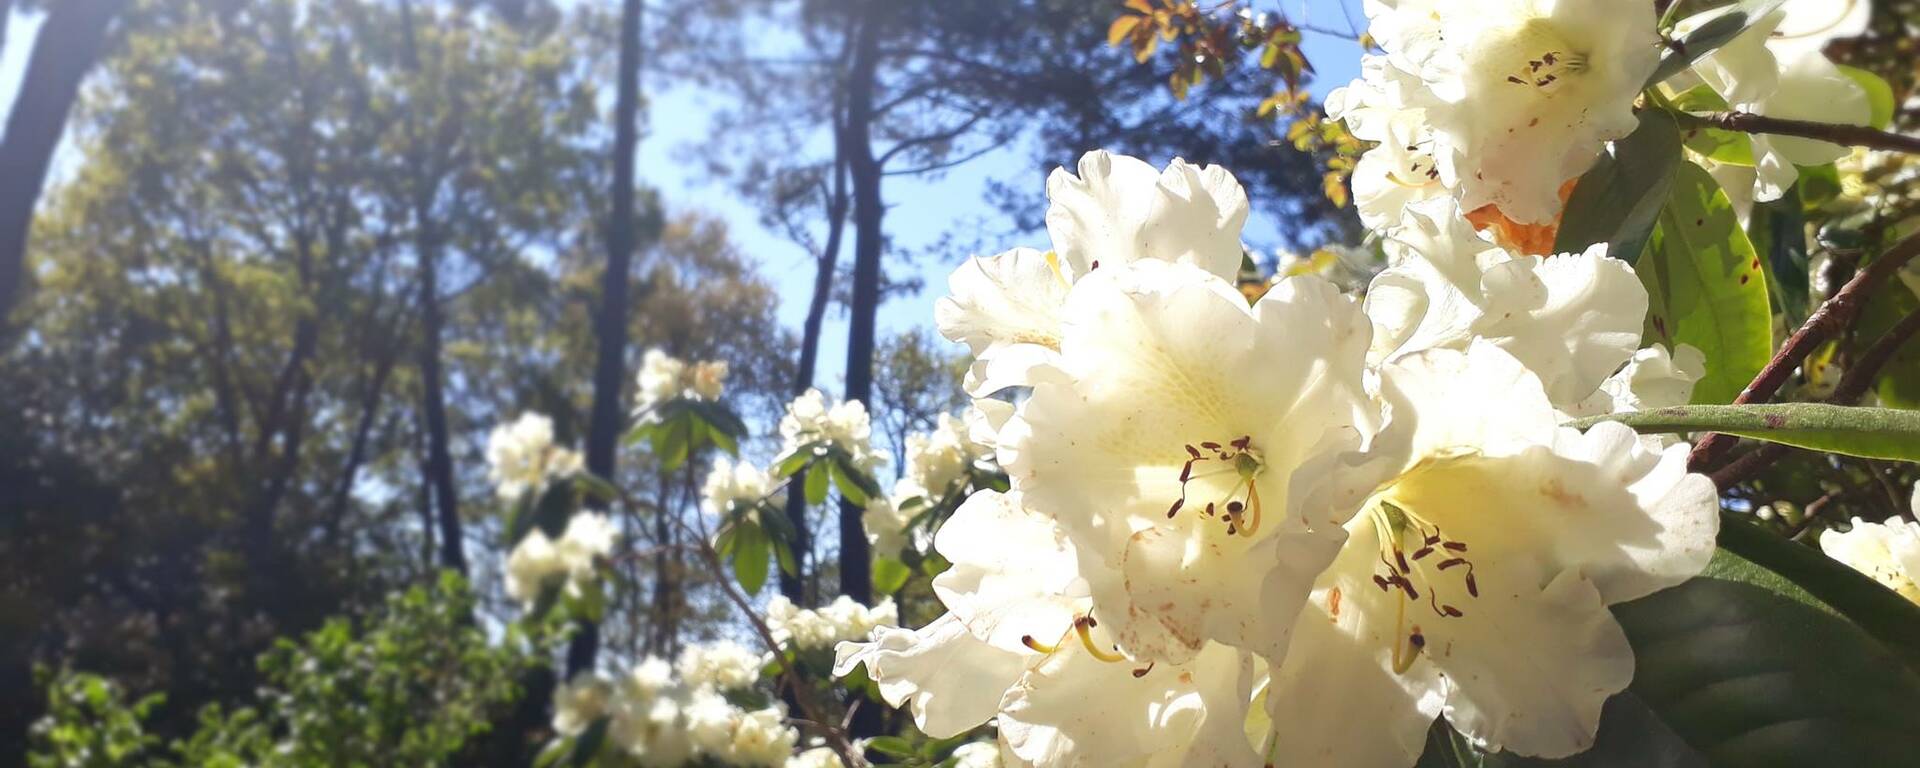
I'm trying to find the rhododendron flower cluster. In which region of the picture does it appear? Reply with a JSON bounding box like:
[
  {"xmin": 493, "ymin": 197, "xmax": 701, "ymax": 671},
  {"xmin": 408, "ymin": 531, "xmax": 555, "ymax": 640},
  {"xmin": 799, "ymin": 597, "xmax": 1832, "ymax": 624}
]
[
  {"xmin": 701, "ymin": 457, "xmax": 783, "ymax": 517},
  {"xmin": 504, "ymin": 512, "xmax": 618, "ymax": 609},
  {"xmin": 1332, "ymin": 0, "xmax": 1659, "ymax": 232},
  {"xmin": 553, "ymin": 645, "xmax": 798, "ymax": 768},
  {"xmin": 635, "ymin": 348, "xmax": 730, "ymax": 416},
  {"xmin": 1821, "ymin": 487, "xmax": 1920, "ymax": 605},
  {"xmin": 485, "ymin": 412, "xmax": 583, "ymax": 501},
  {"xmin": 778, "ymin": 388, "xmax": 886, "ymax": 473},
  {"xmin": 835, "ymin": 145, "xmax": 1722, "ymax": 766},
  {"xmin": 767, "ymin": 595, "xmax": 898, "ymax": 651}
]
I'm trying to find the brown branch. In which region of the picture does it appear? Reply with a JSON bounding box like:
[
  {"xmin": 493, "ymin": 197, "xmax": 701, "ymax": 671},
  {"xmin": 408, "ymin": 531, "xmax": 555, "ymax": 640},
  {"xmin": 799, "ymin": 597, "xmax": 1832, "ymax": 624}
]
[
  {"xmin": 1690, "ymin": 230, "xmax": 1920, "ymax": 472},
  {"xmin": 1693, "ymin": 111, "xmax": 1920, "ymax": 155},
  {"xmin": 677, "ymin": 505, "xmax": 869, "ymax": 768},
  {"xmin": 1711, "ymin": 303, "xmax": 1920, "ymax": 490}
]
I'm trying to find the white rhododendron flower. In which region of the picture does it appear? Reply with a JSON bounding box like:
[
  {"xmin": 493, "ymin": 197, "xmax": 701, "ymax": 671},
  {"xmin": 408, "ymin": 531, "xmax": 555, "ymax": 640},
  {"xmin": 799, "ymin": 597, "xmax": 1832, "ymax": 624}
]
[
  {"xmin": 899, "ymin": 411, "xmax": 991, "ymax": 501},
  {"xmin": 504, "ymin": 512, "xmax": 617, "ymax": 609},
  {"xmin": 676, "ymin": 640, "xmax": 764, "ymax": 691},
  {"xmin": 786, "ymin": 746, "xmax": 845, "ymax": 768},
  {"xmin": 573, "ymin": 651, "xmax": 800, "ymax": 767},
  {"xmin": 1674, "ymin": 6, "xmax": 1871, "ymax": 204},
  {"xmin": 948, "ymin": 741, "xmax": 1001, "ymax": 768},
  {"xmin": 1345, "ymin": 0, "xmax": 1660, "ymax": 224},
  {"xmin": 767, "ymin": 595, "xmax": 897, "ymax": 651},
  {"xmin": 836, "ymin": 491, "xmax": 1264, "ymax": 767},
  {"xmin": 690, "ymin": 359, "xmax": 730, "ymax": 401},
  {"xmin": 1263, "ymin": 343, "xmax": 1718, "ymax": 766},
  {"xmin": 701, "ymin": 457, "xmax": 780, "ymax": 517},
  {"xmin": 1821, "ymin": 514, "xmax": 1920, "ymax": 604},
  {"xmin": 634, "ymin": 348, "xmax": 730, "ymax": 416},
  {"xmin": 485, "ymin": 412, "xmax": 583, "ymax": 501},
  {"xmin": 863, "ymin": 495, "xmax": 913, "ymax": 556},
  {"xmin": 552, "ymin": 673, "xmax": 611, "ymax": 737},
  {"xmin": 778, "ymin": 389, "xmax": 886, "ymax": 473},
  {"xmin": 997, "ymin": 259, "xmax": 1375, "ymax": 665},
  {"xmin": 636, "ymin": 349, "xmax": 690, "ymax": 414},
  {"xmin": 935, "ymin": 151, "xmax": 1250, "ymax": 395},
  {"xmin": 1564, "ymin": 344, "xmax": 1708, "ymax": 420},
  {"xmin": 1364, "ymin": 199, "xmax": 1645, "ymax": 405}
]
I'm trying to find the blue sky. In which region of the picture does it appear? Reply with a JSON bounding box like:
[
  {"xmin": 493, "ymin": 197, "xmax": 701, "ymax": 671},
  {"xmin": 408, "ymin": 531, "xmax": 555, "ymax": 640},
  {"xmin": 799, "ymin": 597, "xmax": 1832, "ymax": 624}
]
[{"xmin": 0, "ymin": 2, "xmax": 1365, "ymax": 399}]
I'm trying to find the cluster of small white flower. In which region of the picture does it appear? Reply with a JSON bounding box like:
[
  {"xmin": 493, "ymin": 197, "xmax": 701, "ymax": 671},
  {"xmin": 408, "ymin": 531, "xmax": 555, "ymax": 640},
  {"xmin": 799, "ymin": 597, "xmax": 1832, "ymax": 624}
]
[
  {"xmin": 503, "ymin": 512, "xmax": 618, "ymax": 609},
  {"xmin": 701, "ymin": 457, "xmax": 782, "ymax": 518},
  {"xmin": 837, "ymin": 134, "xmax": 1726, "ymax": 762},
  {"xmin": 766, "ymin": 595, "xmax": 897, "ymax": 652},
  {"xmin": 635, "ymin": 348, "xmax": 730, "ymax": 416},
  {"xmin": 485, "ymin": 412, "xmax": 584, "ymax": 501},
  {"xmin": 777, "ymin": 388, "xmax": 885, "ymax": 473},
  {"xmin": 553, "ymin": 647, "xmax": 796, "ymax": 768}
]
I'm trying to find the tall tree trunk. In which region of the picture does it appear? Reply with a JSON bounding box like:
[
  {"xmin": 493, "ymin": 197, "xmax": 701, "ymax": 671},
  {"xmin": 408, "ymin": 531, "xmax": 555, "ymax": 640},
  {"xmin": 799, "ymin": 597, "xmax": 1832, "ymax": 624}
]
[
  {"xmin": 780, "ymin": 115, "xmax": 852, "ymax": 603},
  {"xmin": 0, "ymin": 0, "xmax": 126, "ymax": 324},
  {"xmin": 417, "ymin": 245, "xmax": 465, "ymax": 574},
  {"xmin": 838, "ymin": 0, "xmax": 885, "ymax": 607},
  {"xmin": 399, "ymin": 0, "xmax": 465, "ymax": 576},
  {"xmin": 571, "ymin": 0, "xmax": 645, "ymax": 679}
]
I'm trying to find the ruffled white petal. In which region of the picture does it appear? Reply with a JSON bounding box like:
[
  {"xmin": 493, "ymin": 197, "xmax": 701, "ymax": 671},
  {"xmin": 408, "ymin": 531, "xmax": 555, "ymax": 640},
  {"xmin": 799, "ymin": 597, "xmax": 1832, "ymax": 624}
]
[{"xmin": 832, "ymin": 614, "xmax": 1030, "ymax": 739}]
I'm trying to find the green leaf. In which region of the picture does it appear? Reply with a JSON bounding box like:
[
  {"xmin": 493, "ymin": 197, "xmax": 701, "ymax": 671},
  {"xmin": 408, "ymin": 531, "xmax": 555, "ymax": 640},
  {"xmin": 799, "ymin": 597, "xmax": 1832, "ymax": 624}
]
[
  {"xmin": 1668, "ymin": 86, "xmax": 1754, "ymax": 166},
  {"xmin": 867, "ymin": 736, "xmax": 919, "ymax": 759},
  {"xmin": 772, "ymin": 447, "xmax": 814, "ymax": 478},
  {"xmin": 1646, "ymin": 0, "xmax": 1788, "ymax": 87},
  {"xmin": 1566, "ymin": 403, "xmax": 1920, "ymax": 461},
  {"xmin": 1416, "ymin": 695, "xmax": 1705, "ymax": 767},
  {"xmin": 568, "ymin": 717, "xmax": 609, "ymax": 766},
  {"xmin": 1638, "ymin": 162, "xmax": 1773, "ymax": 404},
  {"xmin": 829, "ymin": 460, "xmax": 870, "ymax": 507},
  {"xmin": 803, "ymin": 464, "xmax": 830, "ymax": 505},
  {"xmin": 660, "ymin": 416, "xmax": 691, "ymax": 470},
  {"xmin": 1612, "ymin": 572, "xmax": 1920, "ymax": 766},
  {"xmin": 1838, "ymin": 65, "xmax": 1896, "ymax": 130},
  {"xmin": 731, "ymin": 524, "xmax": 769, "ymax": 595},
  {"xmin": 772, "ymin": 538, "xmax": 799, "ymax": 578},
  {"xmin": 1715, "ymin": 512, "xmax": 1920, "ymax": 657},
  {"xmin": 1554, "ymin": 109, "xmax": 1683, "ymax": 264},
  {"xmin": 1747, "ymin": 184, "xmax": 1810, "ymax": 328},
  {"xmin": 1848, "ymin": 269, "xmax": 1920, "ymax": 409},
  {"xmin": 872, "ymin": 557, "xmax": 911, "ymax": 596}
]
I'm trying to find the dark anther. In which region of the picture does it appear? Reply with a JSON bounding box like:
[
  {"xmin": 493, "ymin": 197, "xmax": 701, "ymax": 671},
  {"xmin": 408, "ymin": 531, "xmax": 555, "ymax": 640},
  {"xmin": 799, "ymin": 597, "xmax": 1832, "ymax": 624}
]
[
  {"xmin": 1185, "ymin": 444, "xmax": 1202, "ymax": 459},
  {"xmin": 1507, "ymin": 75, "xmax": 1526, "ymax": 85},
  {"xmin": 1132, "ymin": 664, "xmax": 1155, "ymax": 678},
  {"xmin": 1167, "ymin": 499, "xmax": 1184, "ymax": 519},
  {"xmin": 1441, "ymin": 605, "xmax": 1463, "ymax": 618},
  {"xmin": 1466, "ymin": 574, "xmax": 1480, "ymax": 598},
  {"xmin": 1226, "ymin": 500, "xmax": 1245, "ymax": 515},
  {"xmin": 1394, "ymin": 550, "xmax": 1411, "ymax": 573},
  {"xmin": 1443, "ymin": 541, "xmax": 1467, "ymax": 552},
  {"xmin": 1373, "ymin": 574, "xmax": 1392, "ymax": 592},
  {"xmin": 1436, "ymin": 558, "xmax": 1466, "ymax": 570},
  {"xmin": 1412, "ymin": 546, "xmax": 1434, "ymax": 561}
]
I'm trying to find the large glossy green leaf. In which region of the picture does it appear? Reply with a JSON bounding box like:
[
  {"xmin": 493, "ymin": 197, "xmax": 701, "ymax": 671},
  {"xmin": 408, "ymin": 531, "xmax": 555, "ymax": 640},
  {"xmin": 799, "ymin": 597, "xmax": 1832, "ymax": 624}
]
[
  {"xmin": 1638, "ymin": 162, "xmax": 1773, "ymax": 404},
  {"xmin": 1614, "ymin": 573, "xmax": 1920, "ymax": 766},
  {"xmin": 1715, "ymin": 513, "xmax": 1920, "ymax": 656},
  {"xmin": 1566, "ymin": 403, "xmax": 1920, "ymax": 461},
  {"xmin": 1553, "ymin": 110, "xmax": 1683, "ymax": 264}
]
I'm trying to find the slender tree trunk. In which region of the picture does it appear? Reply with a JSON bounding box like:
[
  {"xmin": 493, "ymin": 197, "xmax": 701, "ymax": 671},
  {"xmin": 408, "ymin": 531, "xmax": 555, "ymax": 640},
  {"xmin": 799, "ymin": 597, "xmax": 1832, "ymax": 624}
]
[
  {"xmin": 571, "ymin": 0, "xmax": 645, "ymax": 679},
  {"xmin": 838, "ymin": 1, "xmax": 885, "ymax": 607},
  {"xmin": 0, "ymin": 0, "xmax": 126, "ymax": 324},
  {"xmin": 399, "ymin": 0, "xmax": 465, "ymax": 576},
  {"xmin": 780, "ymin": 118, "xmax": 851, "ymax": 603}
]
